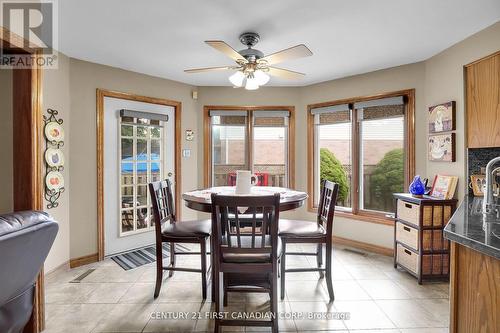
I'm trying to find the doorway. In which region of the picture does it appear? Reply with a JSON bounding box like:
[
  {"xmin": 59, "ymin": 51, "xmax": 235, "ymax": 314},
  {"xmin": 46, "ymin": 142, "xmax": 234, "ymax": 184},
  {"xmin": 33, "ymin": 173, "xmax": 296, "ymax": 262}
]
[
  {"xmin": 103, "ymin": 97, "xmax": 175, "ymax": 255},
  {"xmin": 96, "ymin": 90, "xmax": 181, "ymax": 259}
]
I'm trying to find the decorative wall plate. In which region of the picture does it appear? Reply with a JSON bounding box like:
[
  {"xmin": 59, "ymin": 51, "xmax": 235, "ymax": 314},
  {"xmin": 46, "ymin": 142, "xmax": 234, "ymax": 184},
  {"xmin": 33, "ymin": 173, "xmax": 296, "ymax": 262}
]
[
  {"xmin": 45, "ymin": 148, "xmax": 64, "ymax": 168},
  {"xmin": 45, "ymin": 121, "xmax": 65, "ymax": 142},
  {"xmin": 46, "ymin": 171, "xmax": 65, "ymax": 192}
]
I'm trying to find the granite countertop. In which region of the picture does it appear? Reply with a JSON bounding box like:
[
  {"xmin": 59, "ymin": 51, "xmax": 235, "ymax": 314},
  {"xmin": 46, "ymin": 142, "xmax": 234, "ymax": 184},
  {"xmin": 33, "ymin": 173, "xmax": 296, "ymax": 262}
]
[{"xmin": 444, "ymin": 196, "xmax": 500, "ymax": 260}]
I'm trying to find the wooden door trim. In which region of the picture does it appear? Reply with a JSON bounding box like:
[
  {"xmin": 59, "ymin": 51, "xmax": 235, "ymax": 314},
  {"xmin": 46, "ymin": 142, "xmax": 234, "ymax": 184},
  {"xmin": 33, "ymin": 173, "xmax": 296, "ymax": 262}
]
[
  {"xmin": 202, "ymin": 105, "xmax": 296, "ymax": 188},
  {"xmin": 96, "ymin": 89, "xmax": 182, "ymax": 261},
  {"xmin": 2, "ymin": 26, "xmax": 45, "ymax": 331}
]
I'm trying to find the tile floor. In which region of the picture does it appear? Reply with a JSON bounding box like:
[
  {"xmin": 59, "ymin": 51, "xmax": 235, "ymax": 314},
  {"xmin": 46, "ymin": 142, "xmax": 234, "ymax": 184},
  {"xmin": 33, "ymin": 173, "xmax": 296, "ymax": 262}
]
[{"xmin": 44, "ymin": 244, "xmax": 450, "ymax": 332}]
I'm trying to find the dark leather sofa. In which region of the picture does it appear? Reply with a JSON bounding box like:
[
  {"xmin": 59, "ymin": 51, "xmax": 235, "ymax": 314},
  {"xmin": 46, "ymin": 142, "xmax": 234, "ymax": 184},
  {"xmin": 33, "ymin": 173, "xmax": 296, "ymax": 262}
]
[{"xmin": 0, "ymin": 211, "xmax": 58, "ymax": 333}]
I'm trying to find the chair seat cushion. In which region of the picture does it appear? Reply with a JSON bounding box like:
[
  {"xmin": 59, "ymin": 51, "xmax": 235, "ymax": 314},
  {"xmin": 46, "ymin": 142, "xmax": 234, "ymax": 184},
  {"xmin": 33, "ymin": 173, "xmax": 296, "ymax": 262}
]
[
  {"xmin": 162, "ymin": 219, "xmax": 211, "ymax": 238},
  {"xmin": 279, "ymin": 219, "xmax": 326, "ymax": 238},
  {"xmin": 222, "ymin": 235, "xmax": 282, "ymax": 263}
]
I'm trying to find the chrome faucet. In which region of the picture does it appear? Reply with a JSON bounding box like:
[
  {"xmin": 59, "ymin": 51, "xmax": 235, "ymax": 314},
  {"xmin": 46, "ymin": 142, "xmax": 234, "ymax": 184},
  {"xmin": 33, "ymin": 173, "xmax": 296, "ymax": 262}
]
[{"xmin": 483, "ymin": 156, "xmax": 500, "ymax": 221}]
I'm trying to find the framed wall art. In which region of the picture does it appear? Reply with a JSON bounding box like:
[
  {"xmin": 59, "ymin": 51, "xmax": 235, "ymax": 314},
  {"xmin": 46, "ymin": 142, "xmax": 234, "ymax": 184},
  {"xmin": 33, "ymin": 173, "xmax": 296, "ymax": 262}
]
[
  {"xmin": 43, "ymin": 108, "xmax": 65, "ymax": 209},
  {"xmin": 428, "ymin": 133, "xmax": 456, "ymax": 162},
  {"xmin": 428, "ymin": 101, "xmax": 455, "ymax": 133}
]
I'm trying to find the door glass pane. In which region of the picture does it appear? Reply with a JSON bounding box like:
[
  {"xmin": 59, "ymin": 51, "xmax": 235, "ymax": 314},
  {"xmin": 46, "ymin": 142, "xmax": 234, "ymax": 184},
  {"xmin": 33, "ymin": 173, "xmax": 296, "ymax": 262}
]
[
  {"xmin": 253, "ymin": 127, "xmax": 287, "ymax": 187},
  {"xmin": 137, "ymin": 163, "xmax": 147, "ymax": 184},
  {"xmin": 121, "ymin": 163, "xmax": 134, "ymax": 185},
  {"xmin": 121, "ymin": 124, "xmax": 133, "ymax": 137},
  {"xmin": 151, "ymin": 140, "xmax": 160, "ymax": 159},
  {"xmin": 137, "ymin": 185, "xmax": 148, "ymax": 206},
  {"xmin": 137, "ymin": 207, "xmax": 148, "ymax": 229},
  {"xmin": 121, "ymin": 209, "xmax": 134, "ymax": 233},
  {"xmin": 151, "ymin": 126, "xmax": 161, "ymax": 139},
  {"xmin": 121, "ymin": 138, "xmax": 133, "ymax": 160},
  {"xmin": 137, "ymin": 126, "xmax": 147, "ymax": 137},
  {"xmin": 121, "ymin": 186, "xmax": 134, "ymax": 209},
  {"xmin": 136, "ymin": 139, "xmax": 147, "ymax": 158},
  {"xmin": 317, "ymin": 115, "xmax": 352, "ymax": 209},
  {"xmin": 151, "ymin": 162, "xmax": 161, "ymax": 181},
  {"xmin": 211, "ymin": 115, "xmax": 248, "ymax": 186},
  {"xmin": 360, "ymin": 112, "xmax": 404, "ymax": 213}
]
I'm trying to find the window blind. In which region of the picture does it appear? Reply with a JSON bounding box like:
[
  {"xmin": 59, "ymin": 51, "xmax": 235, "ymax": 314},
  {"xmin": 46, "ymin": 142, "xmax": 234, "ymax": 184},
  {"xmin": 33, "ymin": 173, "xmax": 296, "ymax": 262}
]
[
  {"xmin": 310, "ymin": 104, "xmax": 351, "ymax": 125},
  {"xmin": 354, "ymin": 96, "xmax": 404, "ymax": 109},
  {"xmin": 120, "ymin": 109, "xmax": 169, "ymax": 122},
  {"xmin": 355, "ymin": 97, "xmax": 405, "ymax": 121},
  {"xmin": 253, "ymin": 110, "xmax": 289, "ymax": 127}
]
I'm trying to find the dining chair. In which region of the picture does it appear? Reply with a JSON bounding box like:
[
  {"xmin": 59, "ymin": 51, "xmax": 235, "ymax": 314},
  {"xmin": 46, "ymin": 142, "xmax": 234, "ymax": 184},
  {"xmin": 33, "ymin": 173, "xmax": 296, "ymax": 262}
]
[
  {"xmin": 149, "ymin": 179, "xmax": 211, "ymax": 299},
  {"xmin": 279, "ymin": 180, "xmax": 339, "ymax": 302},
  {"xmin": 211, "ymin": 193, "xmax": 281, "ymax": 333}
]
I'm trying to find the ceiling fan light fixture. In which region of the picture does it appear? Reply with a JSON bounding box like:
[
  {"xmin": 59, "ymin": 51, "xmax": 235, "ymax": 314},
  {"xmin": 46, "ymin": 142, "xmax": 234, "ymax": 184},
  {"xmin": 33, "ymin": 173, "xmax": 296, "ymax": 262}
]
[
  {"xmin": 229, "ymin": 71, "xmax": 245, "ymax": 87},
  {"xmin": 245, "ymin": 77, "xmax": 259, "ymax": 90},
  {"xmin": 254, "ymin": 70, "xmax": 270, "ymax": 86}
]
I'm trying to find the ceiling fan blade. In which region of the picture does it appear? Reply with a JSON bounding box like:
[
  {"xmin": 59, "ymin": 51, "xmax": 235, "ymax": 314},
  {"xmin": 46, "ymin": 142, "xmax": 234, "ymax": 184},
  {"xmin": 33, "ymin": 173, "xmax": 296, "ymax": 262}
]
[
  {"xmin": 205, "ymin": 40, "xmax": 248, "ymax": 63},
  {"xmin": 267, "ymin": 67, "xmax": 305, "ymax": 80},
  {"xmin": 260, "ymin": 44, "xmax": 312, "ymax": 65},
  {"xmin": 184, "ymin": 66, "xmax": 234, "ymax": 73}
]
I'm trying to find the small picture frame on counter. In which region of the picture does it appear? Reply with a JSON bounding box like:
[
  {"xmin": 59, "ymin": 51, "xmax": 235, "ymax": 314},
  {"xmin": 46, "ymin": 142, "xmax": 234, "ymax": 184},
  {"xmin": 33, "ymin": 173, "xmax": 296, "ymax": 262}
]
[
  {"xmin": 470, "ymin": 174, "xmax": 486, "ymax": 196},
  {"xmin": 430, "ymin": 174, "xmax": 458, "ymax": 200}
]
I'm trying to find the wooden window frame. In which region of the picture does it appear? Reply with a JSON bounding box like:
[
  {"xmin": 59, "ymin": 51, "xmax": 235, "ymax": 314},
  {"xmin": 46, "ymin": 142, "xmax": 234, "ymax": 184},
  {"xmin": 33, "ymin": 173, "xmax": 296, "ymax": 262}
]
[
  {"xmin": 307, "ymin": 89, "xmax": 415, "ymax": 225},
  {"xmin": 203, "ymin": 105, "xmax": 295, "ymax": 189}
]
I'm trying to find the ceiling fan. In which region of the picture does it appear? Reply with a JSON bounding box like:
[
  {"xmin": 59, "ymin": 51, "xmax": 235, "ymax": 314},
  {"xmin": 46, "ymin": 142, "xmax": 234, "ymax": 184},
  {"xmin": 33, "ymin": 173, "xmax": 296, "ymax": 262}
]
[{"xmin": 184, "ymin": 32, "xmax": 313, "ymax": 90}]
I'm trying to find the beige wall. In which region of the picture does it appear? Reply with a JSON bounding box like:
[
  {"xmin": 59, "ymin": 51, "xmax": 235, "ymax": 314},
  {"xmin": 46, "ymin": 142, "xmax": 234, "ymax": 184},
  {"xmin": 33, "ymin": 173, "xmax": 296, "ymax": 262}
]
[
  {"xmin": 425, "ymin": 21, "xmax": 500, "ymax": 200},
  {"xmin": 0, "ymin": 69, "xmax": 13, "ymax": 213},
  {"xmin": 43, "ymin": 52, "xmax": 72, "ymax": 272},
  {"xmin": 68, "ymin": 59, "xmax": 198, "ymax": 259}
]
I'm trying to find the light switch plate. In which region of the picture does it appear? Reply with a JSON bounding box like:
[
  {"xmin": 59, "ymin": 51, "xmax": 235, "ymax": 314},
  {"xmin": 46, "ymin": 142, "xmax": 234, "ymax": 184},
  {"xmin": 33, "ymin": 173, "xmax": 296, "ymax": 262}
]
[{"xmin": 182, "ymin": 149, "xmax": 191, "ymax": 158}]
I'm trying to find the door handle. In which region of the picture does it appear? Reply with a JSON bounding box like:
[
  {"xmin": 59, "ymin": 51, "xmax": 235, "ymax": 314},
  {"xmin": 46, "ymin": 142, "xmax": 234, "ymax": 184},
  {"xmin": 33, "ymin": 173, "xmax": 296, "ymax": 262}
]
[{"xmin": 167, "ymin": 172, "xmax": 173, "ymax": 177}]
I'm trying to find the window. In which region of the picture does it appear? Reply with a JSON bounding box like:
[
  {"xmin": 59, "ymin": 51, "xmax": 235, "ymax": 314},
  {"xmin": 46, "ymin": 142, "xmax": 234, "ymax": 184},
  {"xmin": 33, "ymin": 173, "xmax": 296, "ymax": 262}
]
[
  {"xmin": 308, "ymin": 91, "xmax": 415, "ymax": 220},
  {"xmin": 119, "ymin": 110, "xmax": 167, "ymax": 235},
  {"xmin": 205, "ymin": 107, "xmax": 294, "ymax": 188}
]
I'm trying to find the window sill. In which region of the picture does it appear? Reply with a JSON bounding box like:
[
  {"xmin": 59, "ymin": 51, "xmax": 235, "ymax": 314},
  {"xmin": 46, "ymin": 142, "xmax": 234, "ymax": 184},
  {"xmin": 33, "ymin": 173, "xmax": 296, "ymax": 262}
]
[{"xmin": 308, "ymin": 206, "xmax": 395, "ymax": 226}]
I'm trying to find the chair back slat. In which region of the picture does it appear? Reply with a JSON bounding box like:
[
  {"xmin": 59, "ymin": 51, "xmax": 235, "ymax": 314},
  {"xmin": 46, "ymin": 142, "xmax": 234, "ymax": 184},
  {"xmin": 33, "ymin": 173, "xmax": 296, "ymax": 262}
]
[
  {"xmin": 149, "ymin": 180, "xmax": 176, "ymax": 238},
  {"xmin": 317, "ymin": 180, "xmax": 339, "ymax": 233},
  {"xmin": 251, "ymin": 207, "xmax": 257, "ymax": 248},
  {"xmin": 261, "ymin": 207, "xmax": 268, "ymax": 248},
  {"xmin": 211, "ymin": 193, "xmax": 280, "ymax": 261},
  {"xmin": 234, "ymin": 209, "xmax": 242, "ymax": 248}
]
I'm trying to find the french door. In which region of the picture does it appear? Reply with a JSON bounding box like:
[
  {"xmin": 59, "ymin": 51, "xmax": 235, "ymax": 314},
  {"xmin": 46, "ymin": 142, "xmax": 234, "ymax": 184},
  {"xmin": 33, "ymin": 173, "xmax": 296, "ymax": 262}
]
[{"xmin": 103, "ymin": 97, "xmax": 175, "ymax": 256}]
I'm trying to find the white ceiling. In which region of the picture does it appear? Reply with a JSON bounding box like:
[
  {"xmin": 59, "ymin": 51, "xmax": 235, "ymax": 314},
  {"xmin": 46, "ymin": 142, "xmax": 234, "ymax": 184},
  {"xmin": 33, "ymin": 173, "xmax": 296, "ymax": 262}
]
[{"xmin": 59, "ymin": 0, "xmax": 500, "ymax": 87}]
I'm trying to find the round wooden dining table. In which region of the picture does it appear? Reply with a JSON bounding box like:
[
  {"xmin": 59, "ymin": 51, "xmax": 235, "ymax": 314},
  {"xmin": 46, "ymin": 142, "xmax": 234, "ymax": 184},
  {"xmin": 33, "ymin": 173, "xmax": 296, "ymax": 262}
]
[{"xmin": 182, "ymin": 186, "xmax": 308, "ymax": 213}]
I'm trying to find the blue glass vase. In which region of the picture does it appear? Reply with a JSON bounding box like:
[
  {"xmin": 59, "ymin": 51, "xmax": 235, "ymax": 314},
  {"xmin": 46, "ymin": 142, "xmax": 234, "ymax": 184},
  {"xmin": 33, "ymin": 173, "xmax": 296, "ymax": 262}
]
[{"xmin": 409, "ymin": 175, "xmax": 426, "ymax": 196}]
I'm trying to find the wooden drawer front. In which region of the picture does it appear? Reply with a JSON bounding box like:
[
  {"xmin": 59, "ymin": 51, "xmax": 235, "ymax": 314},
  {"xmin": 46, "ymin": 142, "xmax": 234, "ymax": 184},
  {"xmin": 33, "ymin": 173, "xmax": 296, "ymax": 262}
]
[
  {"xmin": 422, "ymin": 205, "xmax": 453, "ymax": 227},
  {"xmin": 396, "ymin": 222, "xmax": 419, "ymax": 250},
  {"xmin": 397, "ymin": 244, "xmax": 419, "ymax": 274},
  {"xmin": 397, "ymin": 200, "xmax": 420, "ymax": 226},
  {"xmin": 422, "ymin": 253, "xmax": 449, "ymax": 275},
  {"xmin": 422, "ymin": 230, "xmax": 449, "ymax": 251}
]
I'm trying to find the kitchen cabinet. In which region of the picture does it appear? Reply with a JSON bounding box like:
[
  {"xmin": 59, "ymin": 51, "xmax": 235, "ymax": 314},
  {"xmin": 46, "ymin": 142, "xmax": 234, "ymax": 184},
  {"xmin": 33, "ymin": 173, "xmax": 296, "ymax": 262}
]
[{"xmin": 466, "ymin": 51, "xmax": 500, "ymax": 148}]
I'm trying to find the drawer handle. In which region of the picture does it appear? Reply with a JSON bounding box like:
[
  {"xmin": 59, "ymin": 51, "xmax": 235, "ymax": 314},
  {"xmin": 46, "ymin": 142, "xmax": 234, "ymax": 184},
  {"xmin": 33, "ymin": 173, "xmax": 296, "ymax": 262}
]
[
  {"xmin": 404, "ymin": 249, "xmax": 412, "ymax": 255},
  {"xmin": 405, "ymin": 203, "xmax": 412, "ymax": 209},
  {"xmin": 403, "ymin": 226, "xmax": 411, "ymax": 232}
]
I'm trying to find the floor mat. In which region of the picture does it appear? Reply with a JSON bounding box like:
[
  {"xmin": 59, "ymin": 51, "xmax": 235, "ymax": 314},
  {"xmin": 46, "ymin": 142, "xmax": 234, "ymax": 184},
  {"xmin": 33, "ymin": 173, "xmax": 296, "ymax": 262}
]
[{"xmin": 110, "ymin": 243, "xmax": 190, "ymax": 270}]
